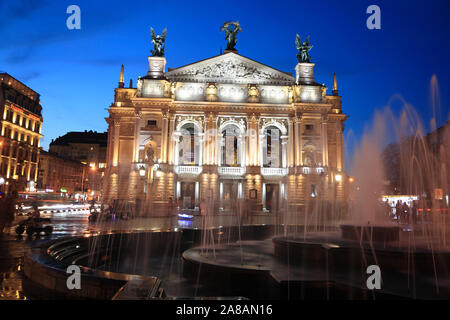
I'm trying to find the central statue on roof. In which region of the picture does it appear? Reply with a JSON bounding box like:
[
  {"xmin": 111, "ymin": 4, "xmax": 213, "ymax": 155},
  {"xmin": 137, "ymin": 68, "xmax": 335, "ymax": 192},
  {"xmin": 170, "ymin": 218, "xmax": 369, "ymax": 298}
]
[
  {"xmin": 295, "ymin": 34, "xmax": 313, "ymax": 63},
  {"xmin": 221, "ymin": 21, "xmax": 242, "ymax": 51},
  {"xmin": 150, "ymin": 27, "xmax": 167, "ymax": 57}
]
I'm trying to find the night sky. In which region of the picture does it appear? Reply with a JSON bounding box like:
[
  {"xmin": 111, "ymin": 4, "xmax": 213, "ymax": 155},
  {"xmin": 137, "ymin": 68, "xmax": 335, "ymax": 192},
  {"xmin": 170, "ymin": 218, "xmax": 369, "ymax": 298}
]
[{"xmin": 1, "ymin": 0, "xmax": 449, "ymax": 164}]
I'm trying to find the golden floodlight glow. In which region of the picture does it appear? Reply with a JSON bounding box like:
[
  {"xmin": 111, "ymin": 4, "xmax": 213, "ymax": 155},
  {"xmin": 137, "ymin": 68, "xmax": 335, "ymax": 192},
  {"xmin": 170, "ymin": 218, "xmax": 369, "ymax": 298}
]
[{"xmin": 335, "ymin": 174, "xmax": 342, "ymax": 182}]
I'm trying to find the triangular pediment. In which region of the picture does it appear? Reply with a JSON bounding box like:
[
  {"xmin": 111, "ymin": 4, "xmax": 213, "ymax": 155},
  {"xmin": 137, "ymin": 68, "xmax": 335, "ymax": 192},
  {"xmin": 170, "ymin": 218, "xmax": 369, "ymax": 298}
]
[{"xmin": 165, "ymin": 52, "xmax": 295, "ymax": 85}]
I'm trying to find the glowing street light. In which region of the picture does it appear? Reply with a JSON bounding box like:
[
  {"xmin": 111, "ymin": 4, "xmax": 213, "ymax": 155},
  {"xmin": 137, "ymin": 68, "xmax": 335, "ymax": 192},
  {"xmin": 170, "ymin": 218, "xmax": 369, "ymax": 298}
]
[
  {"xmin": 155, "ymin": 167, "xmax": 162, "ymax": 178},
  {"xmin": 153, "ymin": 164, "xmax": 162, "ymax": 178},
  {"xmin": 348, "ymin": 177, "xmax": 354, "ymax": 183},
  {"xmin": 139, "ymin": 166, "xmax": 146, "ymax": 177},
  {"xmin": 335, "ymin": 174, "xmax": 342, "ymax": 182}
]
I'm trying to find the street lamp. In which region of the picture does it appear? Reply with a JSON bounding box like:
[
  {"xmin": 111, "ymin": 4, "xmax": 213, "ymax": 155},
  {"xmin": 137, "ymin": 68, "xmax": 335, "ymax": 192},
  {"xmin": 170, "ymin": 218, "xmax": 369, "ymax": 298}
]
[
  {"xmin": 335, "ymin": 174, "xmax": 342, "ymax": 182},
  {"xmin": 139, "ymin": 166, "xmax": 146, "ymax": 177},
  {"xmin": 153, "ymin": 164, "xmax": 162, "ymax": 178}
]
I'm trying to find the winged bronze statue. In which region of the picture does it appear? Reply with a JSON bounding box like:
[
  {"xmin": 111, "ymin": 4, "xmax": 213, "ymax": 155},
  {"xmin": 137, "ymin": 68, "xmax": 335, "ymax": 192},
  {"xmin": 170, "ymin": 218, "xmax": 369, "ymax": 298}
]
[
  {"xmin": 220, "ymin": 21, "xmax": 242, "ymax": 51},
  {"xmin": 150, "ymin": 27, "xmax": 167, "ymax": 57},
  {"xmin": 295, "ymin": 34, "xmax": 313, "ymax": 63}
]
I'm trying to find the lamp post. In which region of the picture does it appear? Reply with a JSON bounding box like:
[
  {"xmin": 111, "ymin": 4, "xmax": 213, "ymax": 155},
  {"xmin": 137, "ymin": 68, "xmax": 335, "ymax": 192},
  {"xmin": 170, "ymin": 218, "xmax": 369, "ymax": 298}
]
[
  {"xmin": 81, "ymin": 165, "xmax": 96, "ymax": 201},
  {"xmin": 89, "ymin": 165, "xmax": 97, "ymax": 200},
  {"xmin": 81, "ymin": 165, "xmax": 86, "ymax": 201}
]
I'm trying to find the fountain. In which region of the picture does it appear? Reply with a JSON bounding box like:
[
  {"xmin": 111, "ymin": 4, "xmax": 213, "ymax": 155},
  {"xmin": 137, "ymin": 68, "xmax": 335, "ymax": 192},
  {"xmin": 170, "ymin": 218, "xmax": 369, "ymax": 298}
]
[{"xmin": 23, "ymin": 77, "xmax": 449, "ymax": 300}]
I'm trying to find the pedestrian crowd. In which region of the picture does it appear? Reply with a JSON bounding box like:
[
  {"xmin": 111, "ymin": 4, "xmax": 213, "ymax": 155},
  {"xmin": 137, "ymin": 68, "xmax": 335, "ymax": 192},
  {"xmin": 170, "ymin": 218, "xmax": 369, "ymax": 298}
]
[{"xmin": 392, "ymin": 200, "xmax": 418, "ymax": 224}]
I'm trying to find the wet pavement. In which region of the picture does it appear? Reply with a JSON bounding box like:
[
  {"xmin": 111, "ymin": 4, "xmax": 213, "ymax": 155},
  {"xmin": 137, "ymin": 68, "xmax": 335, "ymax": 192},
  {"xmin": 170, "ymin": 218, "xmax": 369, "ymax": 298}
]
[
  {"xmin": 0, "ymin": 209, "xmax": 91, "ymax": 300},
  {"xmin": 0, "ymin": 208, "xmax": 277, "ymax": 300}
]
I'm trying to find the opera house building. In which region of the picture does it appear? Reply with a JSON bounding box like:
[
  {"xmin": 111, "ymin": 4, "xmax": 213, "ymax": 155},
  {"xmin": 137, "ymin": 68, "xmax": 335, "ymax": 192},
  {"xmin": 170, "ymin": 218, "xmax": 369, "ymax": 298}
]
[{"xmin": 103, "ymin": 37, "xmax": 348, "ymax": 217}]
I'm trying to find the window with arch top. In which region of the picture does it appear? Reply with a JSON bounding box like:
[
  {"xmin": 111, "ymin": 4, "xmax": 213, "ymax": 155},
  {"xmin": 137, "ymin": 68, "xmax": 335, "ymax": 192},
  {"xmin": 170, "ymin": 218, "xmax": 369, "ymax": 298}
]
[
  {"xmin": 263, "ymin": 126, "xmax": 282, "ymax": 168},
  {"xmin": 220, "ymin": 124, "xmax": 242, "ymax": 167},
  {"xmin": 178, "ymin": 123, "xmax": 201, "ymax": 165}
]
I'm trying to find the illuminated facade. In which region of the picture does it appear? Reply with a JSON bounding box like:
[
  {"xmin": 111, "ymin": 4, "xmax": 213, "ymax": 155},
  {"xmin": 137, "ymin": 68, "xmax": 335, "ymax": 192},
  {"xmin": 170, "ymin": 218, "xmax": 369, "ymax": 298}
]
[
  {"xmin": 37, "ymin": 150, "xmax": 86, "ymax": 195},
  {"xmin": 49, "ymin": 131, "xmax": 107, "ymax": 196},
  {"xmin": 104, "ymin": 48, "xmax": 347, "ymax": 216},
  {"xmin": 0, "ymin": 73, "xmax": 43, "ymax": 194}
]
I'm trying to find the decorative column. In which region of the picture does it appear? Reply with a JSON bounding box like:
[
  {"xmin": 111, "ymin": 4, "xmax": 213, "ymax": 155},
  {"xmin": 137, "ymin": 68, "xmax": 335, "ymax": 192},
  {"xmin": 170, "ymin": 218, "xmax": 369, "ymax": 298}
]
[
  {"xmin": 294, "ymin": 116, "xmax": 302, "ymax": 166},
  {"xmin": 215, "ymin": 117, "xmax": 221, "ymax": 166},
  {"xmin": 247, "ymin": 114, "xmax": 258, "ymax": 166},
  {"xmin": 255, "ymin": 116, "xmax": 261, "ymax": 166},
  {"xmin": 133, "ymin": 111, "xmax": 142, "ymax": 162},
  {"xmin": 161, "ymin": 110, "xmax": 169, "ymax": 163},
  {"xmin": 241, "ymin": 134, "xmax": 246, "ymax": 167},
  {"xmin": 167, "ymin": 114, "xmax": 174, "ymax": 164},
  {"xmin": 199, "ymin": 131, "xmax": 204, "ymax": 167},
  {"xmin": 113, "ymin": 122, "xmax": 120, "ymax": 167},
  {"xmin": 321, "ymin": 117, "xmax": 328, "ymax": 167},
  {"xmin": 288, "ymin": 119, "xmax": 294, "ymax": 167},
  {"xmin": 173, "ymin": 132, "xmax": 181, "ymax": 166},
  {"xmin": 281, "ymin": 136, "xmax": 288, "ymax": 168},
  {"xmin": 258, "ymin": 128, "xmax": 264, "ymax": 168},
  {"xmin": 210, "ymin": 113, "xmax": 217, "ymax": 165},
  {"xmin": 204, "ymin": 112, "xmax": 214, "ymax": 165},
  {"xmin": 336, "ymin": 122, "xmax": 344, "ymax": 171}
]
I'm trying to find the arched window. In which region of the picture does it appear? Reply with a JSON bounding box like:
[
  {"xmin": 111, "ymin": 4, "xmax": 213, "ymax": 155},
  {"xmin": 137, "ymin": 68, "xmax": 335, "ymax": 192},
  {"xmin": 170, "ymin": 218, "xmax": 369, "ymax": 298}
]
[
  {"xmin": 263, "ymin": 126, "xmax": 282, "ymax": 168},
  {"xmin": 178, "ymin": 123, "xmax": 200, "ymax": 165},
  {"xmin": 220, "ymin": 124, "xmax": 242, "ymax": 167}
]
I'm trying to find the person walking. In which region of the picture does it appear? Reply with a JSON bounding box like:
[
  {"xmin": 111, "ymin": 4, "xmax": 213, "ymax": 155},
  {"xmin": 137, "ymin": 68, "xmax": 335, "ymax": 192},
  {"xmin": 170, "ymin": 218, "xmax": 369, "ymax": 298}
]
[
  {"xmin": 401, "ymin": 202, "xmax": 410, "ymax": 224},
  {"xmin": 395, "ymin": 200, "xmax": 402, "ymax": 223}
]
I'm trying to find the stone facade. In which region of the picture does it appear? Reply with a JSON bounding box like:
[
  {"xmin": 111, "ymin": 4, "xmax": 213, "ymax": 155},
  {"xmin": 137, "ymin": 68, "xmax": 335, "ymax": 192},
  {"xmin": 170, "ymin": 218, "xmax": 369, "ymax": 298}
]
[{"xmin": 104, "ymin": 50, "xmax": 348, "ymax": 216}]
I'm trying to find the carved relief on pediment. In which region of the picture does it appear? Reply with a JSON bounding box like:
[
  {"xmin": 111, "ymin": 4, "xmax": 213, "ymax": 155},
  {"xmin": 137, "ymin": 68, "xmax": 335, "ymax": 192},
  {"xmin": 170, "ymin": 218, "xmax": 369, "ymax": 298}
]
[
  {"xmin": 186, "ymin": 58, "xmax": 272, "ymax": 80},
  {"xmin": 166, "ymin": 54, "xmax": 295, "ymax": 85}
]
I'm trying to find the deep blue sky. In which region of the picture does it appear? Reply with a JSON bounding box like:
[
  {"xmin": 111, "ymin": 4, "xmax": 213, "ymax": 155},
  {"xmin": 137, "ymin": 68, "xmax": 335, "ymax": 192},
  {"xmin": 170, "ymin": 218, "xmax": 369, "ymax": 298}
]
[{"xmin": 1, "ymin": 0, "xmax": 449, "ymax": 160}]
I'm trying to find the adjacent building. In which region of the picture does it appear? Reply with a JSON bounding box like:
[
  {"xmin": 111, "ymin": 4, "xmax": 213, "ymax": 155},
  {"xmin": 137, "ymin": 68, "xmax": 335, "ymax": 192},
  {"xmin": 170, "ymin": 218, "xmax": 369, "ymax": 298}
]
[
  {"xmin": 37, "ymin": 150, "xmax": 87, "ymax": 195},
  {"xmin": 426, "ymin": 120, "xmax": 450, "ymax": 204},
  {"xmin": 0, "ymin": 73, "xmax": 43, "ymax": 194},
  {"xmin": 49, "ymin": 130, "xmax": 107, "ymax": 196},
  {"xmin": 104, "ymin": 39, "xmax": 348, "ymax": 216}
]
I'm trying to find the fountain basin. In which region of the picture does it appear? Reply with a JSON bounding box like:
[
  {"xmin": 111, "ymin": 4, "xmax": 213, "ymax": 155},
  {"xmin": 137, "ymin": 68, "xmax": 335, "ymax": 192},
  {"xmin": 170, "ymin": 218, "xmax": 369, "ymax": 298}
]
[
  {"xmin": 340, "ymin": 224, "xmax": 401, "ymax": 242},
  {"xmin": 23, "ymin": 225, "xmax": 278, "ymax": 299}
]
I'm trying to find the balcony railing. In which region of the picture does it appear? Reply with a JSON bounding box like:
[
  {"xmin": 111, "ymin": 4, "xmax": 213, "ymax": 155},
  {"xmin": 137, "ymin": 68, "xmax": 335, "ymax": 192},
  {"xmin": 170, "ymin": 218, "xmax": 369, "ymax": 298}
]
[
  {"xmin": 175, "ymin": 165, "xmax": 202, "ymax": 175},
  {"xmin": 218, "ymin": 166, "xmax": 246, "ymax": 176},
  {"xmin": 302, "ymin": 166, "xmax": 326, "ymax": 175},
  {"xmin": 261, "ymin": 167, "xmax": 288, "ymax": 176}
]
